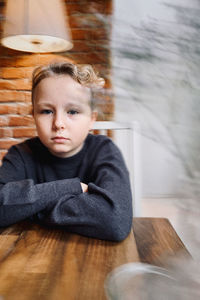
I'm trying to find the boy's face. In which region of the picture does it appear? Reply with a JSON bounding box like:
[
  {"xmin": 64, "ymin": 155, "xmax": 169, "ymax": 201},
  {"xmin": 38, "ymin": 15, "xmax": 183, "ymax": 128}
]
[{"xmin": 33, "ymin": 75, "xmax": 97, "ymax": 158}]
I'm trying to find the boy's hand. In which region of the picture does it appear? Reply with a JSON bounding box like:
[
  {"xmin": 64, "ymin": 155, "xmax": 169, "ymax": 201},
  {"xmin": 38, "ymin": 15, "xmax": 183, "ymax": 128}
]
[{"xmin": 81, "ymin": 182, "xmax": 88, "ymax": 193}]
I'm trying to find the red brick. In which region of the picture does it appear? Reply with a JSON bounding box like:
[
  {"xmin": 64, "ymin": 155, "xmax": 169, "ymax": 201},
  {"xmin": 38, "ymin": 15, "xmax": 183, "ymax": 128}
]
[
  {"xmin": 0, "ymin": 128, "xmax": 13, "ymax": 138},
  {"xmin": 69, "ymin": 14, "xmax": 106, "ymax": 28},
  {"xmin": 0, "ymin": 45, "xmax": 28, "ymax": 57},
  {"xmin": 14, "ymin": 55, "xmax": 39, "ymax": 67},
  {"xmin": 0, "ymin": 54, "xmax": 51, "ymax": 68},
  {"xmin": 0, "ymin": 57, "xmax": 16, "ymax": 67},
  {"xmin": 0, "ymin": 79, "xmax": 31, "ymax": 90},
  {"xmin": 96, "ymin": 111, "xmax": 114, "ymax": 121},
  {"xmin": 35, "ymin": 55, "xmax": 71, "ymax": 65},
  {"xmin": 67, "ymin": 1, "xmax": 112, "ymax": 15},
  {"xmin": 104, "ymin": 0, "xmax": 113, "ymax": 15},
  {"xmin": 0, "ymin": 67, "xmax": 24, "ymax": 79},
  {"xmin": 24, "ymin": 91, "xmax": 32, "ymax": 103},
  {"xmin": 98, "ymin": 102, "xmax": 114, "ymax": 113},
  {"xmin": 24, "ymin": 68, "xmax": 35, "ymax": 78},
  {"xmin": 13, "ymin": 127, "xmax": 36, "ymax": 138},
  {"xmin": 0, "ymin": 150, "xmax": 7, "ymax": 161},
  {"xmin": 0, "ymin": 103, "xmax": 32, "ymax": 114},
  {"xmin": 70, "ymin": 40, "xmax": 94, "ymax": 52},
  {"xmin": 0, "ymin": 104, "xmax": 18, "ymax": 114},
  {"xmin": 67, "ymin": 3, "xmax": 94, "ymax": 14},
  {"xmin": 14, "ymin": 54, "xmax": 72, "ymax": 67},
  {"xmin": 0, "ymin": 68, "xmax": 24, "ymax": 79},
  {"xmin": 64, "ymin": 52, "xmax": 109, "ymax": 64},
  {"xmin": 0, "ymin": 139, "xmax": 22, "ymax": 149},
  {"xmin": 0, "ymin": 90, "xmax": 27, "ymax": 102},
  {"xmin": 8, "ymin": 115, "xmax": 35, "ymax": 126},
  {"xmin": 0, "ymin": 67, "xmax": 34, "ymax": 79},
  {"xmin": 70, "ymin": 40, "xmax": 110, "ymax": 53},
  {"xmin": 17, "ymin": 103, "xmax": 32, "ymax": 115},
  {"xmin": 71, "ymin": 28, "xmax": 109, "ymax": 40},
  {"xmin": 0, "ymin": 53, "xmax": 72, "ymax": 69},
  {"xmin": 95, "ymin": 89, "xmax": 113, "ymax": 102},
  {"xmin": 104, "ymin": 78, "xmax": 112, "ymax": 89},
  {"xmin": 0, "ymin": 116, "xmax": 9, "ymax": 127},
  {"xmin": 91, "ymin": 40, "xmax": 110, "ymax": 51}
]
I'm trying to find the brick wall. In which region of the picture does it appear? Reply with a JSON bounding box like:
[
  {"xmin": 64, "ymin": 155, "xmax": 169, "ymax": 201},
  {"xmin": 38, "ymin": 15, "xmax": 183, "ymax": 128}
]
[{"xmin": 0, "ymin": 0, "xmax": 113, "ymax": 162}]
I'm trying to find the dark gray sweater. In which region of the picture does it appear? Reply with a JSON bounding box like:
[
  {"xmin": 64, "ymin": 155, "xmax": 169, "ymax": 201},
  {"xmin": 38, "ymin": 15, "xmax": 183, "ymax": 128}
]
[{"xmin": 0, "ymin": 134, "xmax": 133, "ymax": 241}]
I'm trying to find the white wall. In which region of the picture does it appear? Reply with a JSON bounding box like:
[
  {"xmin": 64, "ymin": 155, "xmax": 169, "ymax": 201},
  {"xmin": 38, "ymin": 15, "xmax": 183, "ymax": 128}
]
[{"xmin": 114, "ymin": 106, "xmax": 184, "ymax": 198}]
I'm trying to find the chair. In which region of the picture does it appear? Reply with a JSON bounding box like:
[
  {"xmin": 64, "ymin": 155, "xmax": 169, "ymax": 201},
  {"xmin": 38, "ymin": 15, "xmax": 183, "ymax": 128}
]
[{"xmin": 92, "ymin": 121, "xmax": 142, "ymax": 216}]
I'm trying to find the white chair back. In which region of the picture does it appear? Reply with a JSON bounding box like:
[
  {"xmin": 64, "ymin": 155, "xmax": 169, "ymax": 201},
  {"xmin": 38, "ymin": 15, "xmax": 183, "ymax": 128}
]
[{"xmin": 92, "ymin": 121, "xmax": 142, "ymax": 216}]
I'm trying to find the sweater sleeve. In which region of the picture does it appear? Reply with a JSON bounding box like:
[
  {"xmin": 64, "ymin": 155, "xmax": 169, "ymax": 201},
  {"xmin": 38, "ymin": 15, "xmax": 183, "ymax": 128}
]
[
  {"xmin": 37, "ymin": 139, "xmax": 133, "ymax": 242},
  {"xmin": 0, "ymin": 146, "xmax": 82, "ymax": 227}
]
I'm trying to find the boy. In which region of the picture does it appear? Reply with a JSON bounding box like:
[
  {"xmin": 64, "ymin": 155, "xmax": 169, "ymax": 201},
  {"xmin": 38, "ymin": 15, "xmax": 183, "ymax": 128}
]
[{"xmin": 0, "ymin": 62, "xmax": 133, "ymax": 241}]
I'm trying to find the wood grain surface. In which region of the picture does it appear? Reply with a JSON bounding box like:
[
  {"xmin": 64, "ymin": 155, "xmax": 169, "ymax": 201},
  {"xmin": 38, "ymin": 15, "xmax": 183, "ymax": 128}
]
[
  {"xmin": 0, "ymin": 221, "xmax": 139, "ymax": 300},
  {"xmin": 0, "ymin": 218, "xmax": 189, "ymax": 300},
  {"xmin": 133, "ymin": 217, "xmax": 191, "ymax": 267}
]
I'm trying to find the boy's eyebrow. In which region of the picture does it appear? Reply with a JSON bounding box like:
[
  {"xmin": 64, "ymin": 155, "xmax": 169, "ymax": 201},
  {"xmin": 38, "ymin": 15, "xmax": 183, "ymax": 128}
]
[
  {"xmin": 36, "ymin": 100, "xmax": 86, "ymax": 108},
  {"xmin": 67, "ymin": 101, "xmax": 87, "ymax": 107},
  {"xmin": 35, "ymin": 102, "xmax": 54, "ymax": 108}
]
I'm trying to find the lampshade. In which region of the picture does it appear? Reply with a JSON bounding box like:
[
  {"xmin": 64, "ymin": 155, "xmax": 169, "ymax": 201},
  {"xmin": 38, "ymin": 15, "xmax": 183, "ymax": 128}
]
[{"xmin": 1, "ymin": 0, "xmax": 73, "ymax": 53}]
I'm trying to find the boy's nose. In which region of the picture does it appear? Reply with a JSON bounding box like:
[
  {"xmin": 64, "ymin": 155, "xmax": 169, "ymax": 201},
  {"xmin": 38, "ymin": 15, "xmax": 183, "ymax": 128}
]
[{"xmin": 53, "ymin": 113, "xmax": 66, "ymax": 130}]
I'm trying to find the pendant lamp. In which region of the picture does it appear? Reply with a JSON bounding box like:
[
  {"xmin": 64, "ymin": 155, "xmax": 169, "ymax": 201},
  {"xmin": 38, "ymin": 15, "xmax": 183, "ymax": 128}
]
[{"xmin": 1, "ymin": 0, "xmax": 73, "ymax": 53}]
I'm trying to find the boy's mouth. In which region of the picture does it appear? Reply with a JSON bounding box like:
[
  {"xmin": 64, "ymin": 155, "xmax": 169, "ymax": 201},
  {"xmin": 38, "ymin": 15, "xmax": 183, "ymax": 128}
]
[{"xmin": 52, "ymin": 137, "xmax": 69, "ymax": 142}]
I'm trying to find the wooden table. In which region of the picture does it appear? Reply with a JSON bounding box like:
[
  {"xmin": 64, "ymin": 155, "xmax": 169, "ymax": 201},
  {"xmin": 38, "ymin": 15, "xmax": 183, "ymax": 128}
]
[{"xmin": 0, "ymin": 218, "xmax": 190, "ymax": 300}]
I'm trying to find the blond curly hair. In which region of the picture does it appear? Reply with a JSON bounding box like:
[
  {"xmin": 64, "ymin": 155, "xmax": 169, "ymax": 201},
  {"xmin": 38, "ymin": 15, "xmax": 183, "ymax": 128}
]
[{"xmin": 32, "ymin": 62, "xmax": 105, "ymax": 110}]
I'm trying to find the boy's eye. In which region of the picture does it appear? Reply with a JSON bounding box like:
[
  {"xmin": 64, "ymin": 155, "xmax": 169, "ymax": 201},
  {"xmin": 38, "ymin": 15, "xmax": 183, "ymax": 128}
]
[
  {"xmin": 68, "ymin": 110, "xmax": 79, "ymax": 115},
  {"xmin": 41, "ymin": 109, "xmax": 53, "ymax": 114}
]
